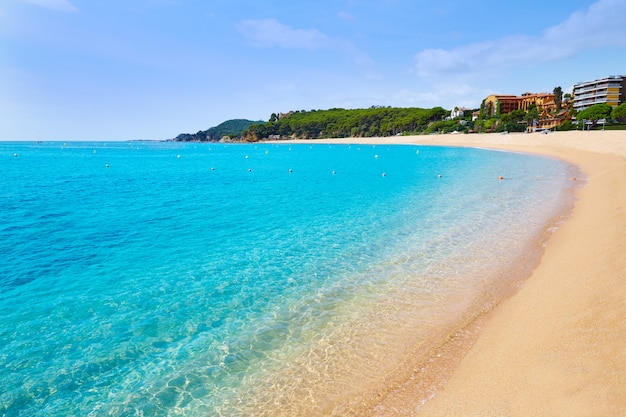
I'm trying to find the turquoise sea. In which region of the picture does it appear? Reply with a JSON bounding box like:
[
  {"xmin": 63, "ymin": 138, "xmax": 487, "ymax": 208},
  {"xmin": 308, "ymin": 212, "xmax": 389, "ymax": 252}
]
[{"xmin": 0, "ymin": 141, "xmax": 580, "ymax": 416}]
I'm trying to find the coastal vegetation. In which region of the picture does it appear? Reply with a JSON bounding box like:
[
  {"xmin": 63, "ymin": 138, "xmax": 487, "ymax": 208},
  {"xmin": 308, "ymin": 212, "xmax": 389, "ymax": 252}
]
[
  {"xmin": 574, "ymin": 103, "xmax": 626, "ymax": 130},
  {"xmin": 240, "ymin": 107, "xmax": 451, "ymax": 141},
  {"xmin": 576, "ymin": 103, "xmax": 612, "ymax": 122},
  {"xmin": 611, "ymin": 103, "xmax": 626, "ymax": 121}
]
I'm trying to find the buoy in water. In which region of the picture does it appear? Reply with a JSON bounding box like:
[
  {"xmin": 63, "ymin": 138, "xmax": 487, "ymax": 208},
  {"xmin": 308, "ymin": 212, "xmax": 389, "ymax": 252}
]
[
  {"xmin": 499, "ymin": 176, "xmax": 504, "ymax": 180},
  {"xmin": 288, "ymin": 169, "xmax": 293, "ymax": 173},
  {"xmin": 245, "ymin": 155, "xmax": 249, "ymax": 159},
  {"xmin": 374, "ymin": 154, "xmax": 379, "ymax": 159},
  {"xmin": 248, "ymin": 168, "xmax": 252, "ymax": 172},
  {"xmin": 437, "ymin": 174, "xmax": 442, "ymax": 178},
  {"xmin": 105, "ymin": 163, "xmax": 109, "ymax": 168},
  {"xmin": 571, "ymin": 177, "xmax": 577, "ymax": 181},
  {"xmin": 382, "ymin": 172, "xmax": 386, "ymax": 177},
  {"xmin": 332, "ymin": 170, "xmax": 336, "ymax": 175},
  {"xmin": 93, "ymin": 150, "xmax": 97, "ymax": 154},
  {"xmin": 177, "ymin": 154, "xmax": 181, "ymax": 159},
  {"xmin": 13, "ymin": 153, "xmax": 18, "ymax": 157}
]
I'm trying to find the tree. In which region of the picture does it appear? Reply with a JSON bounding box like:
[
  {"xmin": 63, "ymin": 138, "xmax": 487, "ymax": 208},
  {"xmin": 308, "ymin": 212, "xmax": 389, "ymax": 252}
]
[
  {"xmin": 483, "ymin": 118, "xmax": 496, "ymax": 131},
  {"xmin": 499, "ymin": 109, "xmax": 526, "ymax": 132},
  {"xmin": 576, "ymin": 103, "xmax": 612, "ymax": 121},
  {"xmin": 557, "ymin": 119, "xmax": 575, "ymax": 131},
  {"xmin": 524, "ymin": 105, "xmax": 539, "ymax": 130},
  {"xmin": 611, "ymin": 103, "xmax": 626, "ymax": 121},
  {"xmin": 553, "ymin": 86, "xmax": 563, "ymax": 111}
]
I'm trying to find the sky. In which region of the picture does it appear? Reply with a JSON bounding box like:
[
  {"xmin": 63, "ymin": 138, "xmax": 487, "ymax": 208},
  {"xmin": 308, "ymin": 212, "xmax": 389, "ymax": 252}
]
[{"xmin": 1, "ymin": 0, "xmax": 626, "ymax": 140}]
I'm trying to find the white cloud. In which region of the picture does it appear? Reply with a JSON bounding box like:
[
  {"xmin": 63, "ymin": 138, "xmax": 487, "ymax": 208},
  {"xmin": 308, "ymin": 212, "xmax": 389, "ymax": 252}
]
[
  {"xmin": 237, "ymin": 18, "xmax": 334, "ymax": 50},
  {"xmin": 414, "ymin": 0, "xmax": 626, "ymax": 78},
  {"xmin": 543, "ymin": 0, "xmax": 626, "ymax": 49},
  {"xmin": 393, "ymin": 83, "xmax": 493, "ymax": 110},
  {"xmin": 22, "ymin": 0, "xmax": 78, "ymax": 13},
  {"xmin": 236, "ymin": 18, "xmax": 373, "ymax": 67},
  {"xmin": 338, "ymin": 11, "xmax": 354, "ymax": 21}
]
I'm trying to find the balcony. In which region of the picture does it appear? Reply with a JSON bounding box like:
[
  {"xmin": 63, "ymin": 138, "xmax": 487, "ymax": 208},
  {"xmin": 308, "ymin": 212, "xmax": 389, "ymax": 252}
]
[{"xmin": 574, "ymin": 93, "xmax": 597, "ymax": 100}]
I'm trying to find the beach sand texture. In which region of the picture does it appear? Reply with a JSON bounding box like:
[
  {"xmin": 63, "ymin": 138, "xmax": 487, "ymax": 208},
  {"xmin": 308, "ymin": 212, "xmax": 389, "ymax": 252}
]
[{"xmin": 293, "ymin": 131, "xmax": 626, "ymax": 416}]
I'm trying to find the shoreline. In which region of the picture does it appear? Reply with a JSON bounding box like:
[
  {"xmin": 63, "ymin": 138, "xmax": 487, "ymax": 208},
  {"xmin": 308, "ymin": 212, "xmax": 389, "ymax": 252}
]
[{"xmin": 284, "ymin": 131, "xmax": 626, "ymax": 416}]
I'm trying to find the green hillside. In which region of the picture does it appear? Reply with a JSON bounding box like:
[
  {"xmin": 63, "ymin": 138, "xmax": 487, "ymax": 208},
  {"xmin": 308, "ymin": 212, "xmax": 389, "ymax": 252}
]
[{"xmin": 174, "ymin": 119, "xmax": 264, "ymax": 142}]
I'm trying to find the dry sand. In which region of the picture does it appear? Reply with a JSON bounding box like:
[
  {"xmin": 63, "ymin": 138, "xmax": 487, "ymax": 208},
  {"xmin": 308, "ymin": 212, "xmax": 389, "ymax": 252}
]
[{"xmin": 288, "ymin": 130, "xmax": 626, "ymax": 416}]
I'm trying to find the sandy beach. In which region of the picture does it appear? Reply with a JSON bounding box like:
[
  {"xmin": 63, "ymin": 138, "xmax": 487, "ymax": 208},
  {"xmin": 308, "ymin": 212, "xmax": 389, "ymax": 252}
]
[{"xmin": 289, "ymin": 130, "xmax": 626, "ymax": 416}]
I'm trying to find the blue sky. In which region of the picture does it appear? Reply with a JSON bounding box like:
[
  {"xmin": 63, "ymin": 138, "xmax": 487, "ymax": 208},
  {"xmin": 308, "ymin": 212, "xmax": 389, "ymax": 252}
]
[{"xmin": 2, "ymin": 0, "xmax": 625, "ymax": 140}]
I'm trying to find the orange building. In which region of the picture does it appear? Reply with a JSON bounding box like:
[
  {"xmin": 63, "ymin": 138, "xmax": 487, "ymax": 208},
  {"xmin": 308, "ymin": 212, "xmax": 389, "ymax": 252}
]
[
  {"xmin": 519, "ymin": 92, "xmax": 556, "ymax": 115},
  {"xmin": 483, "ymin": 92, "xmax": 556, "ymax": 117},
  {"xmin": 483, "ymin": 95, "xmax": 519, "ymax": 116}
]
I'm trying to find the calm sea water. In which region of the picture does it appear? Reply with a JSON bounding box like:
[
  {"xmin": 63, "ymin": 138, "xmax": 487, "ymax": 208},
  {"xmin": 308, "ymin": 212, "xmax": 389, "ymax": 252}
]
[{"xmin": 0, "ymin": 141, "xmax": 579, "ymax": 416}]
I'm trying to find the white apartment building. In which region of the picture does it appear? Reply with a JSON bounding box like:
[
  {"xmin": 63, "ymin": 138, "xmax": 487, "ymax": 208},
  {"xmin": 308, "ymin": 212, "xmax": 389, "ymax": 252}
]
[{"xmin": 572, "ymin": 75, "xmax": 626, "ymax": 111}]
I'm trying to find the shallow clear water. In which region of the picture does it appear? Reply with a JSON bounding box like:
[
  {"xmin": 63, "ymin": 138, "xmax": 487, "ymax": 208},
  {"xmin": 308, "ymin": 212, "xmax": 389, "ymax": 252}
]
[{"xmin": 0, "ymin": 141, "xmax": 578, "ymax": 416}]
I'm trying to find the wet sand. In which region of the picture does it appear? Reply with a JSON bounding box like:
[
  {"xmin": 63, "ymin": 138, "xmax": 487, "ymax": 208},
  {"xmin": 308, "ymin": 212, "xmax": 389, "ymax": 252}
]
[{"xmin": 287, "ymin": 130, "xmax": 626, "ymax": 416}]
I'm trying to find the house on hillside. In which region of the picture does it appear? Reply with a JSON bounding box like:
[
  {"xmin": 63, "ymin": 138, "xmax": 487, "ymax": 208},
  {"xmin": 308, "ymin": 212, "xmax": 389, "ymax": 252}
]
[
  {"xmin": 450, "ymin": 107, "xmax": 471, "ymax": 119},
  {"xmin": 278, "ymin": 111, "xmax": 294, "ymax": 119}
]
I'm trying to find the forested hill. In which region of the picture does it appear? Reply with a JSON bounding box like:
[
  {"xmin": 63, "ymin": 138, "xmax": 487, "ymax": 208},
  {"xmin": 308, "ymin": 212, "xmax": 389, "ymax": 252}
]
[
  {"xmin": 241, "ymin": 107, "xmax": 449, "ymax": 141},
  {"xmin": 173, "ymin": 119, "xmax": 264, "ymax": 142}
]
